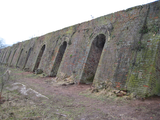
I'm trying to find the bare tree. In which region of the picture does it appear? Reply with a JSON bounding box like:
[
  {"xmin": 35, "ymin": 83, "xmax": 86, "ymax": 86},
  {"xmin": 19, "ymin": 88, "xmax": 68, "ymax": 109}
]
[
  {"xmin": 0, "ymin": 37, "xmax": 7, "ymax": 49},
  {"xmin": 0, "ymin": 69, "xmax": 10, "ymax": 103},
  {"xmin": 0, "ymin": 38, "xmax": 10, "ymax": 102}
]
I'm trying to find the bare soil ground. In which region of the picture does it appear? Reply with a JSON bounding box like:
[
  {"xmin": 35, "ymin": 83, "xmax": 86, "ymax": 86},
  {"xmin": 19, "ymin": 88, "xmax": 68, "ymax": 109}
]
[{"xmin": 0, "ymin": 66, "xmax": 160, "ymax": 120}]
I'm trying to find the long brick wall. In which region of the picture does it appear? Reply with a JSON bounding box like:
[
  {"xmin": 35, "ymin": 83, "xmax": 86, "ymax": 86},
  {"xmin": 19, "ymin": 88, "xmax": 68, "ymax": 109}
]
[{"xmin": 0, "ymin": 1, "xmax": 160, "ymax": 98}]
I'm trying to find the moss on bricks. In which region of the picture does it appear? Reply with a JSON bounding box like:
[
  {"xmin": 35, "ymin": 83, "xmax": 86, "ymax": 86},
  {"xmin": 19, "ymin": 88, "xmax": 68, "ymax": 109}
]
[{"xmin": 127, "ymin": 33, "xmax": 160, "ymax": 98}]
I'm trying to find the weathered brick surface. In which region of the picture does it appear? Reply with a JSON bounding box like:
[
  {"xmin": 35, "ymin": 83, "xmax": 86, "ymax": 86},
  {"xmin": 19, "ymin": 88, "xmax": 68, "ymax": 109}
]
[{"xmin": 0, "ymin": 1, "xmax": 160, "ymax": 97}]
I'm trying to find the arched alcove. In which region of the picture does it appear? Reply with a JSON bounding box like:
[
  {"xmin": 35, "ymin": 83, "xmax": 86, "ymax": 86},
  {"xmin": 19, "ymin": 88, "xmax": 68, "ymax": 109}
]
[
  {"xmin": 16, "ymin": 49, "xmax": 23, "ymax": 67},
  {"xmin": 50, "ymin": 41, "xmax": 67, "ymax": 77},
  {"xmin": 2, "ymin": 51, "xmax": 7, "ymax": 62},
  {"xmin": 0, "ymin": 52, "xmax": 5, "ymax": 62},
  {"xmin": 23, "ymin": 48, "xmax": 32, "ymax": 69},
  {"xmin": 33, "ymin": 45, "xmax": 45, "ymax": 72},
  {"xmin": 6, "ymin": 51, "xmax": 11, "ymax": 64},
  {"xmin": 81, "ymin": 34, "xmax": 106, "ymax": 84},
  {"xmin": 10, "ymin": 49, "xmax": 17, "ymax": 66}
]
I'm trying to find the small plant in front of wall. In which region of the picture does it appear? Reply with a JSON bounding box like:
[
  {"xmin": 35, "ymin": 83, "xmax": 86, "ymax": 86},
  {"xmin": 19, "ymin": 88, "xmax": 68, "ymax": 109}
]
[
  {"xmin": 136, "ymin": 41, "xmax": 145, "ymax": 51},
  {"xmin": 112, "ymin": 35, "xmax": 116, "ymax": 39},
  {"xmin": 138, "ymin": 41, "xmax": 141, "ymax": 45},
  {"xmin": 139, "ymin": 24, "xmax": 149, "ymax": 34},
  {"xmin": 126, "ymin": 7, "xmax": 133, "ymax": 12},
  {"xmin": 152, "ymin": 24, "xmax": 159, "ymax": 34},
  {"xmin": 116, "ymin": 39, "xmax": 123, "ymax": 46},
  {"xmin": 68, "ymin": 39, "xmax": 72, "ymax": 45},
  {"xmin": 86, "ymin": 29, "xmax": 89, "ymax": 33},
  {"xmin": 70, "ymin": 54, "xmax": 72, "ymax": 58},
  {"xmin": 119, "ymin": 40, "xmax": 123, "ymax": 42},
  {"xmin": 89, "ymin": 33, "xmax": 93, "ymax": 39},
  {"xmin": 57, "ymin": 35, "xmax": 61, "ymax": 40}
]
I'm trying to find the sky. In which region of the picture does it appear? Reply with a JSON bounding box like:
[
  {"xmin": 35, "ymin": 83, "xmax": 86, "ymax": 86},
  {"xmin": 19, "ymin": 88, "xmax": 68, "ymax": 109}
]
[{"xmin": 0, "ymin": 0, "xmax": 157, "ymax": 46}]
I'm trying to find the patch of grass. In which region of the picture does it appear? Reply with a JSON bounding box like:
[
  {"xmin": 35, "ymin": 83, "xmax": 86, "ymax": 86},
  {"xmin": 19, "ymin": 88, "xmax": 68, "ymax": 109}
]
[{"xmin": 0, "ymin": 89, "xmax": 56, "ymax": 120}]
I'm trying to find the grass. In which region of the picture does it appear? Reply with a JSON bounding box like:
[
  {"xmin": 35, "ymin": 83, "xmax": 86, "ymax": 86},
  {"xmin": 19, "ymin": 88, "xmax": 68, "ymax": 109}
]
[
  {"xmin": 0, "ymin": 65, "xmax": 125, "ymax": 120},
  {"xmin": 0, "ymin": 89, "xmax": 59, "ymax": 119},
  {"xmin": 1, "ymin": 65, "xmax": 160, "ymax": 119},
  {"xmin": 0, "ymin": 66, "xmax": 51, "ymax": 119}
]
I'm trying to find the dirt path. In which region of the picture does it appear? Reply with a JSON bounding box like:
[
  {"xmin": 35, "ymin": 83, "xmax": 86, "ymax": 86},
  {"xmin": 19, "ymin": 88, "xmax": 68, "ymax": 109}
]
[{"xmin": 1, "ymin": 67, "xmax": 160, "ymax": 120}]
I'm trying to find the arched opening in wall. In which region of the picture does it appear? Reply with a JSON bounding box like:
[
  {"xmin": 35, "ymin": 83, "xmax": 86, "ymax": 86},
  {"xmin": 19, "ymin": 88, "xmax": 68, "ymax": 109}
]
[
  {"xmin": 0, "ymin": 52, "xmax": 4, "ymax": 62},
  {"xmin": 81, "ymin": 34, "xmax": 106, "ymax": 84},
  {"xmin": 23, "ymin": 48, "xmax": 32, "ymax": 69},
  {"xmin": 2, "ymin": 51, "xmax": 7, "ymax": 62},
  {"xmin": 16, "ymin": 49, "xmax": 23, "ymax": 67},
  {"xmin": 33, "ymin": 45, "xmax": 45, "ymax": 72},
  {"xmin": 10, "ymin": 49, "xmax": 17, "ymax": 66},
  {"xmin": 1, "ymin": 52, "xmax": 6, "ymax": 62},
  {"xmin": 6, "ymin": 51, "xmax": 11, "ymax": 64},
  {"xmin": 50, "ymin": 41, "xmax": 67, "ymax": 77}
]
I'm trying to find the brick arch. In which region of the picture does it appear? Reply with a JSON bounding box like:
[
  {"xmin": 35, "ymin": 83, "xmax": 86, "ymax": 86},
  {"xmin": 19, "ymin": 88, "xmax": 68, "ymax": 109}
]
[
  {"xmin": 16, "ymin": 49, "xmax": 23, "ymax": 67},
  {"xmin": 50, "ymin": 41, "xmax": 67, "ymax": 77},
  {"xmin": 23, "ymin": 48, "xmax": 32, "ymax": 69},
  {"xmin": 0, "ymin": 51, "xmax": 5, "ymax": 62},
  {"xmin": 10, "ymin": 49, "xmax": 17, "ymax": 66},
  {"xmin": 80, "ymin": 34, "xmax": 106, "ymax": 84},
  {"xmin": 2, "ymin": 51, "xmax": 7, "ymax": 63},
  {"xmin": 6, "ymin": 50, "xmax": 12, "ymax": 64},
  {"xmin": 33, "ymin": 45, "xmax": 46, "ymax": 72}
]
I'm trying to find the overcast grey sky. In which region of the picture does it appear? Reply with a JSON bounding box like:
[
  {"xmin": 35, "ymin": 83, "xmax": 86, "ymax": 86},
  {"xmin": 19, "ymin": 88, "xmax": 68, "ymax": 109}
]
[{"xmin": 0, "ymin": 0, "xmax": 157, "ymax": 46}]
